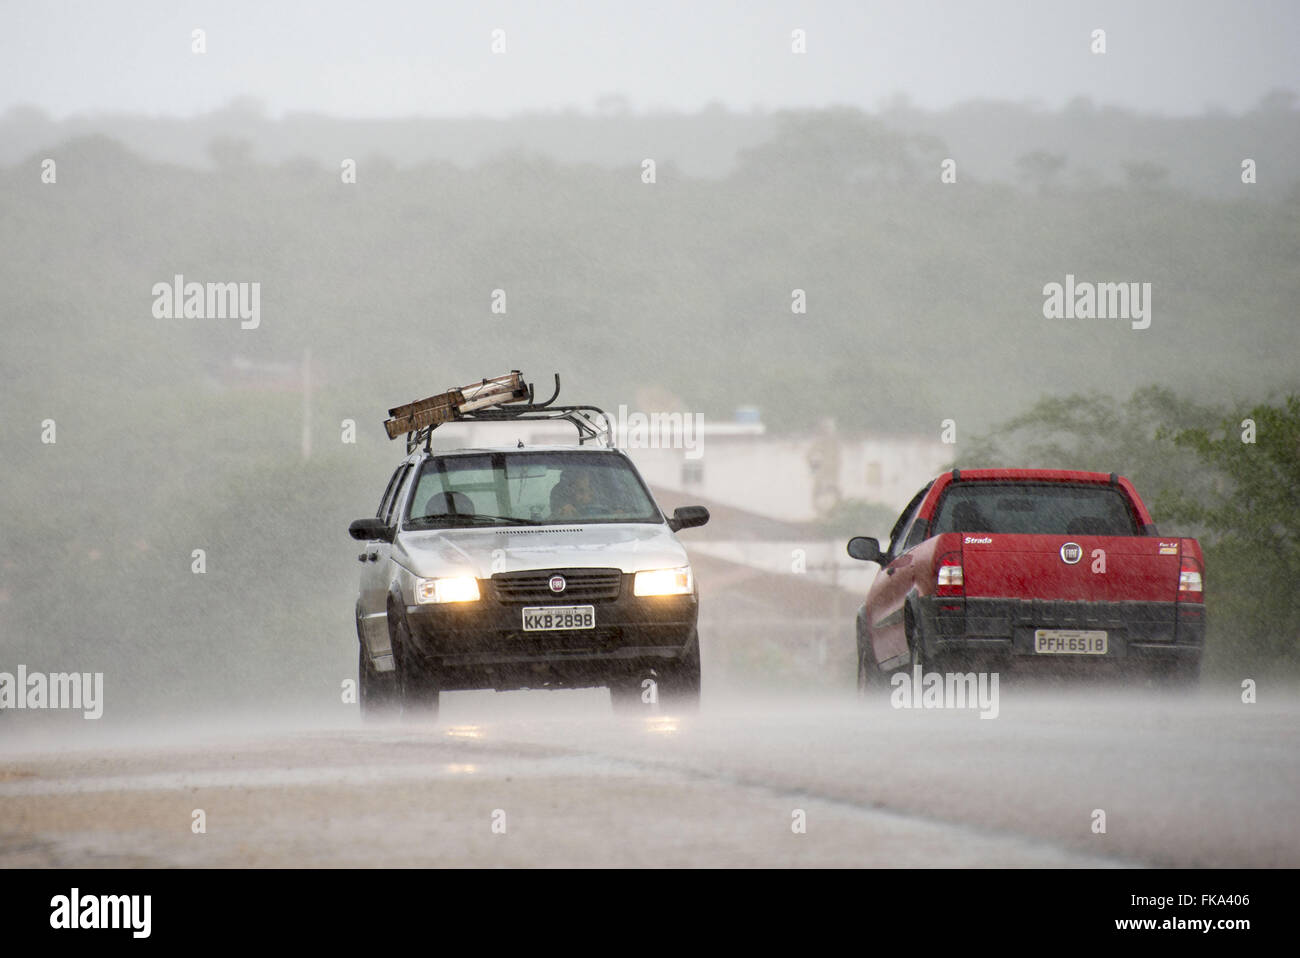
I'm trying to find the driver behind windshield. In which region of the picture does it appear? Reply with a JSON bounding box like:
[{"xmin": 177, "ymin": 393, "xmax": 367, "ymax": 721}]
[{"xmin": 549, "ymin": 470, "xmax": 610, "ymax": 520}]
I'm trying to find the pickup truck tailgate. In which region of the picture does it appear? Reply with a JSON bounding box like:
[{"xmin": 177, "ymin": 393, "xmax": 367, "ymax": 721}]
[{"xmin": 959, "ymin": 536, "xmax": 1182, "ymax": 602}]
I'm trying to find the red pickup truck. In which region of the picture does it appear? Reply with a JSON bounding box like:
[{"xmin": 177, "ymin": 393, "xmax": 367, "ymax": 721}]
[{"xmin": 848, "ymin": 469, "xmax": 1205, "ymax": 686}]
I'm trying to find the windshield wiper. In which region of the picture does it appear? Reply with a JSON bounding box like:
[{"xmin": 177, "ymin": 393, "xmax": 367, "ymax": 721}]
[{"xmin": 409, "ymin": 513, "xmax": 542, "ymax": 526}]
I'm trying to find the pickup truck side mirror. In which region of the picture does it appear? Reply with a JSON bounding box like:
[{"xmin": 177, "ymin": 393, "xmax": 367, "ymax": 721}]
[
  {"xmin": 349, "ymin": 517, "xmax": 393, "ymax": 542},
  {"xmin": 668, "ymin": 506, "xmax": 710, "ymax": 532},
  {"xmin": 847, "ymin": 536, "xmax": 884, "ymax": 563}
]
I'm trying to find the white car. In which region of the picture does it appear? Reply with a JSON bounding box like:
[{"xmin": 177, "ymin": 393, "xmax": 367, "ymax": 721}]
[{"xmin": 350, "ymin": 408, "xmax": 709, "ymax": 720}]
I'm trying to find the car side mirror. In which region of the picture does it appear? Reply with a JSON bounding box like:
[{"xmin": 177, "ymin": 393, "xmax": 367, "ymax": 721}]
[
  {"xmin": 349, "ymin": 517, "xmax": 392, "ymax": 542},
  {"xmin": 668, "ymin": 506, "xmax": 710, "ymax": 532},
  {"xmin": 847, "ymin": 536, "xmax": 884, "ymax": 563}
]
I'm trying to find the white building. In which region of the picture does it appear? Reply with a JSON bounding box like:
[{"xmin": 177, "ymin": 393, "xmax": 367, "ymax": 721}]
[{"xmin": 628, "ymin": 429, "xmax": 953, "ymax": 522}]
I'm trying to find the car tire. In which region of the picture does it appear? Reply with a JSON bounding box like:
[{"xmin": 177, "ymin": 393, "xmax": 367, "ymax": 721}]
[
  {"xmin": 358, "ymin": 643, "xmax": 398, "ymax": 721},
  {"xmin": 659, "ymin": 632, "xmax": 701, "ymax": 711},
  {"xmin": 905, "ymin": 603, "xmax": 956, "ymax": 676},
  {"xmin": 1157, "ymin": 655, "xmax": 1202, "ymax": 690},
  {"xmin": 391, "ymin": 613, "xmax": 440, "ymax": 722},
  {"xmin": 608, "ymin": 677, "xmax": 648, "ymax": 713},
  {"xmin": 857, "ymin": 647, "xmax": 889, "ymax": 695},
  {"xmin": 610, "ymin": 633, "xmax": 701, "ymax": 713},
  {"xmin": 857, "ymin": 616, "xmax": 888, "ymax": 696},
  {"xmin": 907, "ymin": 620, "xmax": 932, "ymax": 675}
]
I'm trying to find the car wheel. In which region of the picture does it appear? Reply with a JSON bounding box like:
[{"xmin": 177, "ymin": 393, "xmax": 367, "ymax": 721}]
[
  {"xmin": 659, "ymin": 633, "xmax": 701, "ymax": 711},
  {"xmin": 611, "ymin": 634, "xmax": 701, "ymax": 714},
  {"xmin": 391, "ymin": 613, "xmax": 440, "ymax": 722},
  {"xmin": 857, "ymin": 617, "xmax": 889, "ymax": 696},
  {"xmin": 609, "ymin": 677, "xmax": 649, "ymax": 713},
  {"xmin": 1157, "ymin": 655, "xmax": 1202, "ymax": 690},
  {"xmin": 858, "ymin": 647, "xmax": 889, "ymax": 695},
  {"xmin": 358, "ymin": 643, "xmax": 398, "ymax": 721},
  {"xmin": 907, "ymin": 622, "xmax": 932, "ymax": 675}
]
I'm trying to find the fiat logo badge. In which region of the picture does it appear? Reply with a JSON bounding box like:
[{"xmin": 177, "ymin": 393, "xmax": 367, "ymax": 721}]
[
  {"xmin": 549, "ymin": 575, "xmax": 567, "ymax": 593},
  {"xmin": 1060, "ymin": 542, "xmax": 1083, "ymax": 565}
]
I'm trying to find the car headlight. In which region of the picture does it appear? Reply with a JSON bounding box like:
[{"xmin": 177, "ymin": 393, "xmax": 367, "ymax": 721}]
[
  {"xmin": 633, "ymin": 566, "xmax": 694, "ymax": 597},
  {"xmin": 416, "ymin": 576, "xmax": 481, "ymax": 604}
]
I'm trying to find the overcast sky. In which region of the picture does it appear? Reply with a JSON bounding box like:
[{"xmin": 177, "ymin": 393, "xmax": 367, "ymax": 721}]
[{"xmin": 3, "ymin": 0, "xmax": 1298, "ymax": 118}]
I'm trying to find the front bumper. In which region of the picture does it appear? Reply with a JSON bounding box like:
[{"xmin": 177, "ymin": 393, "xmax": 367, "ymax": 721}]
[
  {"xmin": 402, "ymin": 572, "xmax": 697, "ymax": 688},
  {"xmin": 915, "ymin": 596, "xmax": 1205, "ymax": 666}
]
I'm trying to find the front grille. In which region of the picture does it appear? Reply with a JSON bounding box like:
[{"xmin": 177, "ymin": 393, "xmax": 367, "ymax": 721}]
[{"xmin": 491, "ymin": 568, "xmax": 623, "ymax": 604}]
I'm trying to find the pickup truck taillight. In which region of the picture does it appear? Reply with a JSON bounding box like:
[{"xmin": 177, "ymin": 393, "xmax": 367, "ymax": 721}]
[
  {"xmin": 936, "ymin": 552, "xmax": 964, "ymax": 597},
  {"xmin": 1177, "ymin": 555, "xmax": 1204, "ymax": 601}
]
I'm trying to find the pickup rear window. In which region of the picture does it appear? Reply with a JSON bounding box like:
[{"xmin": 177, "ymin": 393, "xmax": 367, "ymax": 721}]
[{"xmin": 930, "ymin": 482, "xmax": 1139, "ymax": 537}]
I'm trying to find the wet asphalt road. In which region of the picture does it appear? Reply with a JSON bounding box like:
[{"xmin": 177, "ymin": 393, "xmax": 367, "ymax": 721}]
[{"xmin": 2, "ymin": 685, "xmax": 1297, "ymax": 867}]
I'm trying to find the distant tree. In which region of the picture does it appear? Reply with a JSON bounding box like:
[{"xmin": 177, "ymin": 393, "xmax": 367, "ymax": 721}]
[
  {"xmin": 955, "ymin": 386, "xmax": 1216, "ymax": 497},
  {"xmin": 735, "ymin": 108, "xmax": 944, "ymax": 186},
  {"xmin": 1159, "ymin": 396, "xmax": 1300, "ymax": 666},
  {"xmin": 1255, "ymin": 88, "xmax": 1299, "ymax": 113},
  {"xmin": 1124, "ymin": 160, "xmax": 1170, "ymax": 190},
  {"xmin": 208, "ymin": 136, "xmax": 254, "ymax": 170},
  {"xmin": 2, "ymin": 103, "xmax": 50, "ymax": 125},
  {"xmin": 215, "ymin": 96, "xmax": 268, "ymax": 119},
  {"xmin": 1015, "ymin": 150, "xmax": 1067, "ymax": 191},
  {"xmin": 879, "ymin": 92, "xmax": 917, "ymax": 117},
  {"xmin": 595, "ymin": 94, "xmax": 631, "ymax": 116}
]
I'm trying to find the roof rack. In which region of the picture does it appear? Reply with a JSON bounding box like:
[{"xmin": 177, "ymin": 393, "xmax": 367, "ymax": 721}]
[{"xmin": 384, "ymin": 371, "xmax": 615, "ymax": 454}]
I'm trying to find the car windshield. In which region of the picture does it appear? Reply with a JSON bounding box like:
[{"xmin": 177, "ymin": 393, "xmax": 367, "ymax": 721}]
[
  {"xmin": 404, "ymin": 451, "xmax": 662, "ymax": 527},
  {"xmin": 930, "ymin": 482, "xmax": 1139, "ymax": 536}
]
